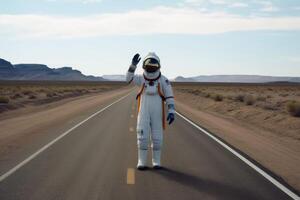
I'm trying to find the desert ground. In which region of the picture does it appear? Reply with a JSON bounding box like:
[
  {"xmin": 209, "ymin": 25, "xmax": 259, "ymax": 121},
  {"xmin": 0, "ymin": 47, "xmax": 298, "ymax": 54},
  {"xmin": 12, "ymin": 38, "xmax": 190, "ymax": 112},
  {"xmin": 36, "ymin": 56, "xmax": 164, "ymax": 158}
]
[
  {"xmin": 173, "ymin": 82, "xmax": 300, "ymax": 192},
  {"xmin": 0, "ymin": 81, "xmax": 127, "ymax": 116}
]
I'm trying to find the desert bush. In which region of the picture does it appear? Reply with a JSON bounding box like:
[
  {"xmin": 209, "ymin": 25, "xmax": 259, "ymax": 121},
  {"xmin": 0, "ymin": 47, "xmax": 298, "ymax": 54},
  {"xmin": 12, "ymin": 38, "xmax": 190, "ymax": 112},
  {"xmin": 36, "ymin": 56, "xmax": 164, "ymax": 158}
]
[
  {"xmin": 28, "ymin": 94, "xmax": 37, "ymax": 99},
  {"xmin": 81, "ymin": 89, "xmax": 88, "ymax": 93},
  {"xmin": 263, "ymin": 104, "xmax": 277, "ymax": 111},
  {"xmin": 256, "ymin": 96, "xmax": 266, "ymax": 102},
  {"xmin": 57, "ymin": 90, "xmax": 65, "ymax": 94},
  {"xmin": 0, "ymin": 96, "xmax": 9, "ymax": 104},
  {"xmin": 226, "ymin": 95, "xmax": 234, "ymax": 100},
  {"xmin": 244, "ymin": 95, "xmax": 255, "ymax": 105},
  {"xmin": 234, "ymin": 94, "xmax": 245, "ymax": 102},
  {"xmin": 286, "ymin": 101, "xmax": 300, "ymax": 117},
  {"xmin": 212, "ymin": 94, "xmax": 223, "ymax": 101},
  {"xmin": 46, "ymin": 92, "xmax": 57, "ymax": 97},
  {"xmin": 279, "ymin": 93, "xmax": 289, "ymax": 97},
  {"xmin": 10, "ymin": 93, "xmax": 22, "ymax": 99},
  {"xmin": 191, "ymin": 90, "xmax": 201, "ymax": 95},
  {"xmin": 63, "ymin": 89, "xmax": 72, "ymax": 93},
  {"xmin": 22, "ymin": 90, "xmax": 32, "ymax": 95},
  {"xmin": 204, "ymin": 93, "xmax": 211, "ymax": 98},
  {"xmin": 37, "ymin": 89, "xmax": 47, "ymax": 93}
]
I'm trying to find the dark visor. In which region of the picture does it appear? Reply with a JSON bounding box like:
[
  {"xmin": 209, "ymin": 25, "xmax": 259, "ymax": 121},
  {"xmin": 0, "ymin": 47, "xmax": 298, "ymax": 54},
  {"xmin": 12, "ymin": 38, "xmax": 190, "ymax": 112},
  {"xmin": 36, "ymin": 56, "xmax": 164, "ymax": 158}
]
[{"xmin": 144, "ymin": 58, "xmax": 159, "ymax": 66}]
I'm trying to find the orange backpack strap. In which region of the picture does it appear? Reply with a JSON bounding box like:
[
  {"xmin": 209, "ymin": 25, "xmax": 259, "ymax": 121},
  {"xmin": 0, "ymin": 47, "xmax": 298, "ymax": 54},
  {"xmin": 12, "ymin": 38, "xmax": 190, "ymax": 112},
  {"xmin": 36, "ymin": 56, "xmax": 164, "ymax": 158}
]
[
  {"xmin": 161, "ymin": 101, "xmax": 166, "ymax": 130},
  {"xmin": 157, "ymin": 83, "xmax": 166, "ymax": 130},
  {"xmin": 157, "ymin": 83, "xmax": 166, "ymax": 101},
  {"xmin": 136, "ymin": 83, "xmax": 145, "ymax": 113}
]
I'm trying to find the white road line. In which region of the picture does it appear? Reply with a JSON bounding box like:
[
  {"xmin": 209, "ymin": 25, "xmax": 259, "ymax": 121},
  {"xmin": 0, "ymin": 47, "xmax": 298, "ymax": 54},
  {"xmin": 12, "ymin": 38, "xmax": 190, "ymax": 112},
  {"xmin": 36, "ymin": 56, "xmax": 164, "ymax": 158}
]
[
  {"xmin": 0, "ymin": 91, "xmax": 133, "ymax": 183},
  {"xmin": 176, "ymin": 111, "xmax": 300, "ymax": 200}
]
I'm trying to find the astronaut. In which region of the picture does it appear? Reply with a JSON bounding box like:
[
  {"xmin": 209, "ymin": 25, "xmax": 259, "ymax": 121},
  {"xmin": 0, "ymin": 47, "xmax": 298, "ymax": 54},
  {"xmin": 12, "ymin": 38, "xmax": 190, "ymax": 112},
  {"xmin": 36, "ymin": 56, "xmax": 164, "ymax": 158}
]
[{"xmin": 126, "ymin": 52, "xmax": 175, "ymax": 170}]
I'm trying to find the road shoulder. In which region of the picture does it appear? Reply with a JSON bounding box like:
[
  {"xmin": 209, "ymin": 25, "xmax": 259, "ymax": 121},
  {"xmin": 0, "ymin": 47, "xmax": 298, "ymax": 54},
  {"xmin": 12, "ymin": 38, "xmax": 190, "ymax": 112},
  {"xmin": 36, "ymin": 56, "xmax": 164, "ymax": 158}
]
[{"xmin": 175, "ymin": 100, "xmax": 300, "ymax": 193}]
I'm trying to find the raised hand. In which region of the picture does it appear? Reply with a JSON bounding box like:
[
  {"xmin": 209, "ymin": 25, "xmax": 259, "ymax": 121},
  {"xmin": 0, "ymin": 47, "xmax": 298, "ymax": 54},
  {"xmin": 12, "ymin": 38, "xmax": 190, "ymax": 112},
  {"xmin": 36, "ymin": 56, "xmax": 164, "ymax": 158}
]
[{"xmin": 132, "ymin": 53, "xmax": 141, "ymax": 66}]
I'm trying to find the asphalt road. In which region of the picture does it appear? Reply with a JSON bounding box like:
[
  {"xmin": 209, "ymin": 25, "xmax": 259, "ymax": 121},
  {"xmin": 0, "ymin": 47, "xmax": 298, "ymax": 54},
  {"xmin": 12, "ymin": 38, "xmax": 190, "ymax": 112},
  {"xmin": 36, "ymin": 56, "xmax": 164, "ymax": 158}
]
[{"xmin": 0, "ymin": 91, "xmax": 297, "ymax": 200}]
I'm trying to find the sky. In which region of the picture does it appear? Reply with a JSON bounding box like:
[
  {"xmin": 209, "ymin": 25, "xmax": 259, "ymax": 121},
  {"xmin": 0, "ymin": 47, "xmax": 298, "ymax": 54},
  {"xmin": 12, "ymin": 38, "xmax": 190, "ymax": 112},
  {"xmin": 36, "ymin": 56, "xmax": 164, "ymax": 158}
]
[{"xmin": 0, "ymin": 0, "xmax": 300, "ymax": 78}]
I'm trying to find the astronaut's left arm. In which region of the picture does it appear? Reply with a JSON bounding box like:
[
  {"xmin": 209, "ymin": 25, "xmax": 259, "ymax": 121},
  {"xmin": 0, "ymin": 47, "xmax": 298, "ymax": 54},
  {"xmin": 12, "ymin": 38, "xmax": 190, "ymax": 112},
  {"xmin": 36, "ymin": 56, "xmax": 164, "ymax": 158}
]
[{"xmin": 161, "ymin": 76, "xmax": 175, "ymax": 114}]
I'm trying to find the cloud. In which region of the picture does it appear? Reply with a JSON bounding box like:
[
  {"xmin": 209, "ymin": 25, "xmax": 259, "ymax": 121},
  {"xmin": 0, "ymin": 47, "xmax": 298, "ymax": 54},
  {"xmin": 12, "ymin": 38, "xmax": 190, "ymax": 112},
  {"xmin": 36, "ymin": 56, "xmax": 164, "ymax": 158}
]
[
  {"xmin": 46, "ymin": 0, "xmax": 103, "ymax": 3},
  {"xmin": 293, "ymin": 6, "xmax": 300, "ymax": 11},
  {"xmin": 229, "ymin": 2, "xmax": 249, "ymax": 8},
  {"xmin": 257, "ymin": 1, "xmax": 279, "ymax": 12},
  {"xmin": 184, "ymin": 0, "xmax": 227, "ymax": 6},
  {"xmin": 209, "ymin": 0, "xmax": 227, "ymax": 5},
  {"xmin": 287, "ymin": 56, "xmax": 300, "ymax": 63},
  {"xmin": 0, "ymin": 6, "xmax": 299, "ymax": 39}
]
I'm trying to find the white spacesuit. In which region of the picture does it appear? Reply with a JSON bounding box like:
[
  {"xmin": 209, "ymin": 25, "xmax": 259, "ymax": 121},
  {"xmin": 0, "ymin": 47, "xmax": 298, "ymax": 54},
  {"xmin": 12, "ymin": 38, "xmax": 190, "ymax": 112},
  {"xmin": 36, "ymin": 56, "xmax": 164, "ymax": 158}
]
[{"xmin": 126, "ymin": 52, "xmax": 175, "ymax": 170}]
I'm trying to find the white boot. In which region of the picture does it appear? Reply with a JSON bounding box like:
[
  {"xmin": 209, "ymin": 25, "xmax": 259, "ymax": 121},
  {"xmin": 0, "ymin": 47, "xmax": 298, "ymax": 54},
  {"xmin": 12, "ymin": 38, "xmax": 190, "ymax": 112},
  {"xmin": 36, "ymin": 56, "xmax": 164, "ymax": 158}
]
[
  {"xmin": 152, "ymin": 150, "xmax": 162, "ymax": 169},
  {"xmin": 137, "ymin": 149, "xmax": 148, "ymax": 170}
]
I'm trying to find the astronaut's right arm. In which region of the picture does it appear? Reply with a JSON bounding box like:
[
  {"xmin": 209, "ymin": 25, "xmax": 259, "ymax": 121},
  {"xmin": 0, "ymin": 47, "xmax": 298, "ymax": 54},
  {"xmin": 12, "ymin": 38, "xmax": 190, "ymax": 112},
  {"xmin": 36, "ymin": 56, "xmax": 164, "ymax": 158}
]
[
  {"xmin": 126, "ymin": 53, "xmax": 142, "ymax": 85},
  {"xmin": 126, "ymin": 64, "xmax": 136, "ymax": 83}
]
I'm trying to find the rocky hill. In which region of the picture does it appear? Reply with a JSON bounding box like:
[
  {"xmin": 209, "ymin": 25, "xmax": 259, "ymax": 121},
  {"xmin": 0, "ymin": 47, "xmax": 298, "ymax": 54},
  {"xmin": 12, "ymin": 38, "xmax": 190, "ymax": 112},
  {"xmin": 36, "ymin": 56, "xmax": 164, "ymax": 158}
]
[
  {"xmin": 0, "ymin": 58, "xmax": 105, "ymax": 81},
  {"xmin": 174, "ymin": 75, "xmax": 300, "ymax": 83}
]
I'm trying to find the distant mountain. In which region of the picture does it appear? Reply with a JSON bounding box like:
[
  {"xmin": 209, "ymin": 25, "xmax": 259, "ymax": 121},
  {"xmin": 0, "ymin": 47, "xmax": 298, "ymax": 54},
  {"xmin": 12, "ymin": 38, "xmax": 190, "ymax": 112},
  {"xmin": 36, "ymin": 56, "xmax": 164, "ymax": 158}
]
[
  {"xmin": 0, "ymin": 58, "xmax": 15, "ymax": 78},
  {"xmin": 0, "ymin": 58, "xmax": 106, "ymax": 81},
  {"xmin": 174, "ymin": 75, "xmax": 300, "ymax": 83},
  {"xmin": 102, "ymin": 75, "xmax": 126, "ymax": 81},
  {"xmin": 173, "ymin": 76, "xmax": 195, "ymax": 82}
]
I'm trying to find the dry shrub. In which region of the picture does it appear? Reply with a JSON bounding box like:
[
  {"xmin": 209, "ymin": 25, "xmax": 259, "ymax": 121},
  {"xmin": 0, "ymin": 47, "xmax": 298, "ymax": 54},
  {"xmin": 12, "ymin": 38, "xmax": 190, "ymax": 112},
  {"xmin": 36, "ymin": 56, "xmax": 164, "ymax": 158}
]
[
  {"xmin": 22, "ymin": 90, "xmax": 32, "ymax": 95},
  {"xmin": 204, "ymin": 93, "xmax": 211, "ymax": 98},
  {"xmin": 63, "ymin": 89, "xmax": 72, "ymax": 93},
  {"xmin": 0, "ymin": 96, "xmax": 9, "ymax": 104},
  {"xmin": 279, "ymin": 93, "xmax": 289, "ymax": 97},
  {"xmin": 46, "ymin": 92, "xmax": 57, "ymax": 97},
  {"xmin": 256, "ymin": 96, "xmax": 266, "ymax": 102},
  {"xmin": 263, "ymin": 104, "xmax": 277, "ymax": 111},
  {"xmin": 57, "ymin": 90, "xmax": 64, "ymax": 94},
  {"xmin": 244, "ymin": 95, "xmax": 255, "ymax": 105},
  {"xmin": 212, "ymin": 94, "xmax": 223, "ymax": 101},
  {"xmin": 191, "ymin": 90, "xmax": 201, "ymax": 95},
  {"xmin": 76, "ymin": 89, "xmax": 83, "ymax": 93},
  {"xmin": 10, "ymin": 93, "xmax": 22, "ymax": 99},
  {"xmin": 37, "ymin": 89, "xmax": 46, "ymax": 93},
  {"xmin": 29, "ymin": 94, "xmax": 37, "ymax": 99},
  {"xmin": 234, "ymin": 94, "xmax": 245, "ymax": 102},
  {"xmin": 286, "ymin": 101, "xmax": 300, "ymax": 117},
  {"xmin": 226, "ymin": 95, "xmax": 234, "ymax": 100}
]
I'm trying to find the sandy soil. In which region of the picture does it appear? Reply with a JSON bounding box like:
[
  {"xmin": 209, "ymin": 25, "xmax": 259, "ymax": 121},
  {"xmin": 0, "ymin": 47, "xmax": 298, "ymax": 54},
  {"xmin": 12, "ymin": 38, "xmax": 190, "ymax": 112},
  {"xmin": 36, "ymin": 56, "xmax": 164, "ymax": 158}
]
[
  {"xmin": 0, "ymin": 86, "xmax": 133, "ymax": 161},
  {"xmin": 0, "ymin": 81, "xmax": 126, "ymax": 114},
  {"xmin": 173, "ymin": 83, "xmax": 300, "ymax": 192}
]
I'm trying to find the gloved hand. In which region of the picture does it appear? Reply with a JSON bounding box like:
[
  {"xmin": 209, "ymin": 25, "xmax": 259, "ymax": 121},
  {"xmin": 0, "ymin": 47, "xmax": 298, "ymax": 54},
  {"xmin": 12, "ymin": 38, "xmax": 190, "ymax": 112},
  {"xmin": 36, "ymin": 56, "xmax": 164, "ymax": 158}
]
[
  {"xmin": 132, "ymin": 53, "xmax": 141, "ymax": 66},
  {"xmin": 167, "ymin": 113, "xmax": 175, "ymax": 125}
]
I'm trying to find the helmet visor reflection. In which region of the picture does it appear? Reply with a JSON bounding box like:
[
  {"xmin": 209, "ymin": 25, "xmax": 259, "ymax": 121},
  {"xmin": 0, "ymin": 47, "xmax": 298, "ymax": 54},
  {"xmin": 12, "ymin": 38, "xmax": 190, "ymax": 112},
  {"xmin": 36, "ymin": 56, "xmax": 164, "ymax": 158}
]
[{"xmin": 143, "ymin": 58, "xmax": 160, "ymax": 73}]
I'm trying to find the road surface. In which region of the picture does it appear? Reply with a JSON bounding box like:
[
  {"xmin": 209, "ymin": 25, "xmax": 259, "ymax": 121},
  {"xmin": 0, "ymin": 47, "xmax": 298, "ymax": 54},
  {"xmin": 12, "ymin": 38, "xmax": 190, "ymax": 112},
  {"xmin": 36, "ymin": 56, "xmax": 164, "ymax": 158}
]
[{"xmin": 0, "ymin": 91, "xmax": 298, "ymax": 200}]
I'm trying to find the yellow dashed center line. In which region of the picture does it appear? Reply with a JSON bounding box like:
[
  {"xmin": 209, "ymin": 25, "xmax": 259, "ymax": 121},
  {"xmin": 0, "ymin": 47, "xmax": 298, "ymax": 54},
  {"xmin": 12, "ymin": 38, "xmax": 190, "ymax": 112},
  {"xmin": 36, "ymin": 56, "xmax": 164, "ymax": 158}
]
[{"xmin": 127, "ymin": 168, "xmax": 135, "ymax": 185}]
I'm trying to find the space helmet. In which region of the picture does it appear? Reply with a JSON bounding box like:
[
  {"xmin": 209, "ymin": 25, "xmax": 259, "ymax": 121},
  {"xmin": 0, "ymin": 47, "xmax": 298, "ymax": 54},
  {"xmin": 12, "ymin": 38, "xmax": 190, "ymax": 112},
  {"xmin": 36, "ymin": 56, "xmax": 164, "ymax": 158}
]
[{"xmin": 143, "ymin": 52, "xmax": 161, "ymax": 73}]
